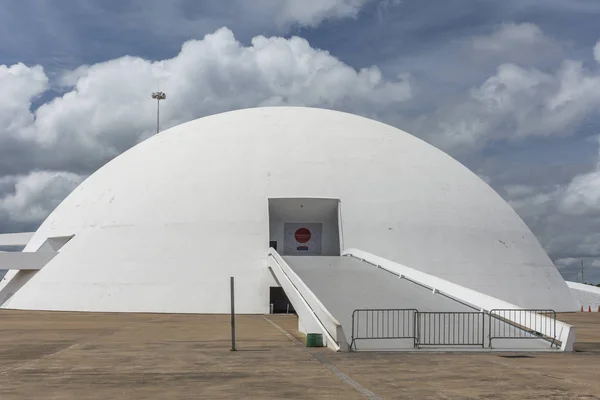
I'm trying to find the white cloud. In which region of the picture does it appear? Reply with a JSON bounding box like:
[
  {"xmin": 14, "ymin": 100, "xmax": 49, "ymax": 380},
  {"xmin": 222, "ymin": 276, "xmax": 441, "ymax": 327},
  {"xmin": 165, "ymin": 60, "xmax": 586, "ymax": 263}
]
[
  {"xmin": 504, "ymin": 184, "xmax": 536, "ymax": 198},
  {"xmin": 7, "ymin": 1, "xmax": 374, "ymax": 62},
  {"xmin": 417, "ymin": 39, "xmax": 600, "ymax": 150},
  {"xmin": 594, "ymin": 40, "xmax": 600, "ymax": 64},
  {"xmin": 0, "ymin": 63, "xmax": 47, "ymax": 139},
  {"xmin": 0, "ymin": 26, "xmax": 411, "ymax": 225},
  {"xmin": 470, "ymin": 22, "xmax": 563, "ymax": 66},
  {"xmin": 554, "ymin": 257, "xmax": 600, "ymax": 282},
  {"xmin": 559, "ymin": 139, "xmax": 600, "ymax": 216},
  {"xmin": 124, "ymin": 0, "xmax": 373, "ymax": 38},
  {"xmin": 556, "ymin": 258, "xmax": 600, "ymax": 269},
  {"xmin": 0, "ymin": 171, "xmax": 83, "ymax": 223},
  {"xmin": 273, "ymin": 0, "xmax": 372, "ymax": 27},
  {"xmin": 509, "ymin": 192, "xmax": 556, "ymax": 219},
  {"xmin": 473, "ymin": 23, "xmax": 554, "ymax": 53},
  {"xmin": 2, "ymin": 27, "xmax": 411, "ymax": 169},
  {"xmin": 410, "ymin": 24, "xmax": 598, "ymax": 151},
  {"xmin": 496, "ymin": 139, "xmax": 600, "ymax": 281}
]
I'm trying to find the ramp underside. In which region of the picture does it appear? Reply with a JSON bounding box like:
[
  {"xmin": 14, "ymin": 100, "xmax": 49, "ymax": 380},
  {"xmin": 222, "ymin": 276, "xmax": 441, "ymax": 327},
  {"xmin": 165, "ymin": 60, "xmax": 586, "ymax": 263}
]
[{"xmin": 283, "ymin": 256, "xmax": 555, "ymax": 351}]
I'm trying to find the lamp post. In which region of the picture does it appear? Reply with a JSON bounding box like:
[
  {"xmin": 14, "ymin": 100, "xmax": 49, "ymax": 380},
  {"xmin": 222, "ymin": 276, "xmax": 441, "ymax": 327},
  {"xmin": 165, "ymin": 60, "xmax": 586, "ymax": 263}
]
[{"xmin": 151, "ymin": 91, "xmax": 166, "ymax": 134}]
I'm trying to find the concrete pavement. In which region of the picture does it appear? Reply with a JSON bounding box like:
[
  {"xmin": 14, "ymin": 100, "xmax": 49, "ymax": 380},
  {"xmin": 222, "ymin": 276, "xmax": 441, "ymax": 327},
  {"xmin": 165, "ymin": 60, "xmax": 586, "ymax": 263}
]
[{"xmin": 0, "ymin": 310, "xmax": 598, "ymax": 399}]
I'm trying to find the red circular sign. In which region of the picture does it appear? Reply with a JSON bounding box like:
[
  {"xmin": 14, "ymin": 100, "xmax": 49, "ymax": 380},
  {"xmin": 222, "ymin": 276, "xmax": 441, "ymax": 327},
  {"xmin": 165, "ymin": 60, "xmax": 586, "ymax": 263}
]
[{"xmin": 294, "ymin": 228, "xmax": 312, "ymax": 243}]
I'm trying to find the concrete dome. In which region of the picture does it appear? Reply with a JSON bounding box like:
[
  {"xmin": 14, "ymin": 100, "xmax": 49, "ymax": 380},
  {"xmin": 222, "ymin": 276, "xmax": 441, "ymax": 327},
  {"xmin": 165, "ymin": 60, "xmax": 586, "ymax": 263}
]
[{"xmin": 0, "ymin": 107, "xmax": 577, "ymax": 312}]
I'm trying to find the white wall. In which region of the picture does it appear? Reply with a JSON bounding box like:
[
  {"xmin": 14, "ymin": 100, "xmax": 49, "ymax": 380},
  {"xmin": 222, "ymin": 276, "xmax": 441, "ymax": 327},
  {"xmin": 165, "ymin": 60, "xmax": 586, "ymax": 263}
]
[
  {"xmin": 283, "ymin": 222, "xmax": 323, "ymax": 255},
  {"xmin": 567, "ymin": 281, "xmax": 600, "ymax": 311}
]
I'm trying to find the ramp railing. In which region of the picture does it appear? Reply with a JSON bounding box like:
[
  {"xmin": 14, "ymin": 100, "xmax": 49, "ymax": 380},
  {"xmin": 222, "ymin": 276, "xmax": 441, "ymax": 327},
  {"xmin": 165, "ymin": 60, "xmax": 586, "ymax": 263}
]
[
  {"xmin": 489, "ymin": 309, "xmax": 558, "ymax": 348},
  {"xmin": 343, "ymin": 249, "xmax": 575, "ymax": 352},
  {"xmin": 267, "ymin": 248, "xmax": 347, "ymax": 351},
  {"xmin": 351, "ymin": 309, "xmax": 417, "ymax": 350},
  {"xmin": 417, "ymin": 312, "xmax": 485, "ymax": 347},
  {"xmin": 350, "ymin": 308, "xmax": 558, "ymax": 350}
]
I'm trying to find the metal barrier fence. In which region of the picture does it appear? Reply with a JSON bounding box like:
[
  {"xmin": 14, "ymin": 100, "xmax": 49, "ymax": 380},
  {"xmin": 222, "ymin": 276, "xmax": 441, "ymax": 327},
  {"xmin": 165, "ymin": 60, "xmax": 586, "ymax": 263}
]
[
  {"xmin": 417, "ymin": 312, "xmax": 485, "ymax": 347},
  {"xmin": 350, "ymin": 308, "xmax": 558, "ymax": 350},
  {"xmin": 489, "ymin": 309, "xmax": 557, "ymax": 348},
  {"xmin": 350, "ymin": 309, "xmax": 485, "ymax": 349},
  {"xmin": 350, "ymin": 309, "xmax": 417, "ymax": 350}
]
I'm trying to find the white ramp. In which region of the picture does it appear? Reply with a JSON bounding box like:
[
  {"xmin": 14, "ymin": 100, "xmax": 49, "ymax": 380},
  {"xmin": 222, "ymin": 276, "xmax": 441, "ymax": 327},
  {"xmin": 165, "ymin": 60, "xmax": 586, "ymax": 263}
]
[
  {"xmin": 272, "ymin": 252, "xmax": 566, "ymax": 352},
  {"xmin": 0, "ymin": 252, "xmax": 58, "ymax": 271},
  {"xmin": 283, "ymin": 255, "xmax": 475, "ymax": 350}
]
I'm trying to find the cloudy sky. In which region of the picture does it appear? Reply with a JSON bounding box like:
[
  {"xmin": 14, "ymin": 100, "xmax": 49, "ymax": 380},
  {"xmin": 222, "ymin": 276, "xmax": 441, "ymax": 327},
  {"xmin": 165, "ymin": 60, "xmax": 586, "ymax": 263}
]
[{"xmin": 1, "ymin": 0, "xmax": 600, "ymax": 282}]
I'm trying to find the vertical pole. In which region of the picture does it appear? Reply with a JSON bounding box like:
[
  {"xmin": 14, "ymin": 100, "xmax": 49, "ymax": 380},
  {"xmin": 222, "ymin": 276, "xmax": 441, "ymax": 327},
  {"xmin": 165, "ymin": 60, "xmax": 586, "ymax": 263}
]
[
  {"xmin": 581, "ymin": 260, "xmax": 584, "ymax": 283},
  {"xmin": 230, "ymin": 276, "xmax": 236, "ymax": 351},
  {"xmin": 151, "ymin": 91, "xmax": 165, "ymax": 134},
  {"xmin": 156, "ymin": 98, "xmax": 160, "ymax": 134}
]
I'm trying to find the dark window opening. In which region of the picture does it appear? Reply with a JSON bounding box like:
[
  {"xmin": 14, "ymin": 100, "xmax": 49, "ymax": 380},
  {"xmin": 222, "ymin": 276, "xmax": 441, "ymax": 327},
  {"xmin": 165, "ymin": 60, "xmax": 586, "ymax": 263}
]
[{"xmin": 269, "ymin": 287, "xmax": 295, "ymax": 314}]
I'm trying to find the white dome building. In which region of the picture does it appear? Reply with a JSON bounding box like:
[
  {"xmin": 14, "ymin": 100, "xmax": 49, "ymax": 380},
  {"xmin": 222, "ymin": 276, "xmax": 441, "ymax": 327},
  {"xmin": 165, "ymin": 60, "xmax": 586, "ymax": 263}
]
[{"xmin": 0, "ymin": 107, "xmax": 577, "ymax": 314}]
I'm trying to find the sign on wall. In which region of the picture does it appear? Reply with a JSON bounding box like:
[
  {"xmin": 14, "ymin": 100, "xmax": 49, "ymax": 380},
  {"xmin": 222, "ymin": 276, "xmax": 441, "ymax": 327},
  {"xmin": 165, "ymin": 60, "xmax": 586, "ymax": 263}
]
[{"xmin": 283, "ymin": 223, "xmax": 323, "ymax": 256}]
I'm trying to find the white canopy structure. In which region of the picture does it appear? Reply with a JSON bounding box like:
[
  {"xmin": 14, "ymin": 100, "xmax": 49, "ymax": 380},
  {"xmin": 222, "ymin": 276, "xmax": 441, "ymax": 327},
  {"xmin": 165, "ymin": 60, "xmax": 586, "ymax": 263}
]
[
  {"xmin": 0, "ymin": 232, "xmax": 34, "ymax": 247},
  {"xmin": 0, "ymin": 107, "xmax": 578, "ymax": 315}
]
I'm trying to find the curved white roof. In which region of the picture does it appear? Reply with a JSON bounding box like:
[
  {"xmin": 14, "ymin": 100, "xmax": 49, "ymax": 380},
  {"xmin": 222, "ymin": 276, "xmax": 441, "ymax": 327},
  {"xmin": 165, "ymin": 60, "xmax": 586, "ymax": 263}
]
[{"xmin": 0, "ymin": 107, "xmax": 577, "ymax": 312}]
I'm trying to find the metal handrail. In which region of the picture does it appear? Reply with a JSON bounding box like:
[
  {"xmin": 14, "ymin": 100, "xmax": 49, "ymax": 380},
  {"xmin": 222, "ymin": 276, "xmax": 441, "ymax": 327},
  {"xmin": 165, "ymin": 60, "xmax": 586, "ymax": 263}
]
[
  {"xmin": 343, "ymin": 253, "xmax": 481, "ymax": 312},
  {"xmin": 343, "ymin": 249, "xmax": 573, "ymax": 351},
  {"xmin": 267, "ymin": 249, "xmax": 344, "ymax": 351}
]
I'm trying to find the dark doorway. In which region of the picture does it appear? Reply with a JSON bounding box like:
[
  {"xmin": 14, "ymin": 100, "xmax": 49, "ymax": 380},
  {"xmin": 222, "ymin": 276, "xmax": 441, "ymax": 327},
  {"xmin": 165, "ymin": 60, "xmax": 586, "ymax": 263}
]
[
  {"xmin": 268, "ymin": 198, "xmax": 341, "ymax": 256},
  {"xmin": 269, "ymin": 287, "xmax": 295, "ymax": 314}
]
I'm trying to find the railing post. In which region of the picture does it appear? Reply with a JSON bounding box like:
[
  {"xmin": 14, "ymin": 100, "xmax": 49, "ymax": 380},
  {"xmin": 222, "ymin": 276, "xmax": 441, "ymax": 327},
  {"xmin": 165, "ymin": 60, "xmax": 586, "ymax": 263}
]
[
  {"xmin": 230, "ymin": 276, "xmax": 236, "ymax": 352},
  {"xmin": 351, "ymin": 310, "xmax": 356, "ymax": 350},
  {"xmin": 414, "ymin": 311, "xmax": 419, "ymax": 348},
  {"xmin": 551, "ymin": 310, "xmax": 557, "ymax": 348},
  {"xmin": 481, "ymin": 312, "xmax": 485, "ymax": 348},
  {"xmin": 488, "ymin": 310, "xmax": 492, "ymax": 348}
]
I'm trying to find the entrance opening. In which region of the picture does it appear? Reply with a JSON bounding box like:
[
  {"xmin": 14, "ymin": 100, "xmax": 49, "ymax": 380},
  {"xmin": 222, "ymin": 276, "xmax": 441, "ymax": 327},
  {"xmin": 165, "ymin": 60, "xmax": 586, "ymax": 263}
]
[
  {"xmin": 268, "ymin": 198, "xmax": 341, "ymax": 256},
  {"xmin": 269, "ymin": 287, "xmax": 295, "ymax": 314}
]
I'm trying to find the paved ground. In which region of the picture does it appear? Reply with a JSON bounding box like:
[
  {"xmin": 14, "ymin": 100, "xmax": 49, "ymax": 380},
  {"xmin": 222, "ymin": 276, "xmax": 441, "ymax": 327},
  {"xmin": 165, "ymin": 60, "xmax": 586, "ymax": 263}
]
[
  {"xmin": 0, "ymin": 310, "xmax": 599, "ymax": 399},
  {"xmin": 559, "ymin": 312, "xmax": 600, "ymax": 352}
]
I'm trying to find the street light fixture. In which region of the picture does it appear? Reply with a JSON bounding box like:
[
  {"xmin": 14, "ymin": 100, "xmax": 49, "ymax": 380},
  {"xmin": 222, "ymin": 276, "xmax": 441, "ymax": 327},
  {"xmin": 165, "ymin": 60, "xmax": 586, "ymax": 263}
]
[{"xmin": 151, "ymin": 91, "xmax": 166, "ymax": 134}]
